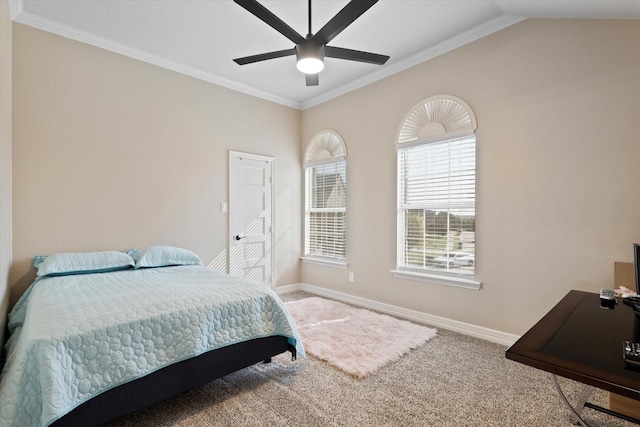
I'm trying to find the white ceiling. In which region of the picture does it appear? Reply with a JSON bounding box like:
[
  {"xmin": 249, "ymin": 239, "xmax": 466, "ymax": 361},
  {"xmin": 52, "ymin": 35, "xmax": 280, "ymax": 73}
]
[{"xmin": 10, "ymin": 0, "xmax": 640, "ymax": 110}]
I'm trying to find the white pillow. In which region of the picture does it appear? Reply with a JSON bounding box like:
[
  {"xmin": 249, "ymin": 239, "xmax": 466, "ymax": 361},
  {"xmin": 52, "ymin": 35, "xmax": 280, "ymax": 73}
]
[
  {"xmin": 131, "ymin": 246, "xmax": 202, "ymax": 269},
  {"xmin": 36, "ymin": 251, "xmax": 135, "ymax": 277}
]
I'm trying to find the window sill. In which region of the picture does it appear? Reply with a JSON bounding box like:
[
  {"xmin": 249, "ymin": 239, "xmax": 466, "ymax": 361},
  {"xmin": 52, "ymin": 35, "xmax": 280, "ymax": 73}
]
[
  {"xmin": 301, "ymin": 256, "xmax": 348, "ymax": 269},
  {"xmin": 391, "ymin": 269, "xmax": 481, "ymax": 290}
]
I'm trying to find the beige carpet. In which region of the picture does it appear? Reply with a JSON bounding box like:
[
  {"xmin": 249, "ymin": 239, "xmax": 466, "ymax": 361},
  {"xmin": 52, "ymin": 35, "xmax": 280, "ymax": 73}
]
[
  {"xmin": 285, "ymin": 297, "xmax": 437, "ymax": 378},
  {"xmin": 104, "ymin": 291, "xmax": 638, "ymax": 427}
]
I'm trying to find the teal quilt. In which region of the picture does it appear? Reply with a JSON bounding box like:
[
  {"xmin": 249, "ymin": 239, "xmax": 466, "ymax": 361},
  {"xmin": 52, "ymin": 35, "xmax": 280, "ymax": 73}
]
[{"xmin": 0, "ymin": 266, "xmax": 304, "ymax": 427}]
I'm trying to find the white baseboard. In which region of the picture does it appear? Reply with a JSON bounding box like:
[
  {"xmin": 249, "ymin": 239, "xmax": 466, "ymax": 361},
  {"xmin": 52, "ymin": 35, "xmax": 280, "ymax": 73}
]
[
  {"xmin": 275, "ymin": 283, "xmax": 519, "ymax": 347},
  {"xmin": 274, "ymin": 284, "xmax": 302, "ymax": 295}
]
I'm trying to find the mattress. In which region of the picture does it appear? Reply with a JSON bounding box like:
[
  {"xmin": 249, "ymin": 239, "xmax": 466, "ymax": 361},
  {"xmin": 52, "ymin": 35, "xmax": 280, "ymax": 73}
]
[{"xmin": 0, "ymin": 266, "xmax": 304, "ymax": 427}]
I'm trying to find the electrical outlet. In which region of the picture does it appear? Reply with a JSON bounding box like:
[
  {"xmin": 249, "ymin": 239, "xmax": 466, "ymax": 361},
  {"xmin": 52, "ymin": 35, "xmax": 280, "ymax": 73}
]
[{"xmin": 349, "ymin": 272, "xmax": 354, "ymax": 282}]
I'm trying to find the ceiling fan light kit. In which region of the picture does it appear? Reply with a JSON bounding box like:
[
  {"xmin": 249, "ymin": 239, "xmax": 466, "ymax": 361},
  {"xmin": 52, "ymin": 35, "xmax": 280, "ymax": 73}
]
[
  {"xmin": 233, "ymin": 0, "xmax": 389, "ymax": 86},
  {"xmin": 296, "ymin": 40, "xmax": 325, "ymax": 74}
]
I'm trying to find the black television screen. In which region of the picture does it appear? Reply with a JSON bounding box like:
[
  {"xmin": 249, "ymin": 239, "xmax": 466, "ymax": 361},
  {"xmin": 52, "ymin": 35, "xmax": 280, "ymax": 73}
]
[{"xmin": 635, "ymin": 243, "xmax": 640, "ymax": 295}]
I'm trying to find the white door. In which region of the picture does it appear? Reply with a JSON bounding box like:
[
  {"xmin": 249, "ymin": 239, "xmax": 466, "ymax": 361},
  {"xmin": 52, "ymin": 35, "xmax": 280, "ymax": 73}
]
[{"xmin": 228, "ymin": 151, "xmax": 274, "ymax": 287}]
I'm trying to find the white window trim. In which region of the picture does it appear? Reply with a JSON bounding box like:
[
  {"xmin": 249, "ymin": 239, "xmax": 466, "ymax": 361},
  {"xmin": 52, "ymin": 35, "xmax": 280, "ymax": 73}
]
[
  {"xmin": 305, "ymin": 156, "xmax": 346, "ymax": 168},
  {"xmin": 395, "ymin": 129, "xmax": 474, "ymax": 150},
  {"xmin": 301, "ymin": 256, "xmax": 349, "ymax": 269},
  {"xmin": 395, "ymin": 95, "xmax": 478, "ymax": 289},
  {"xmin": 391, "ymin": 268, "xmax": 481, "ymax": 290},
  {"xmin": 304, "ymin": 130, "xmax": 348, "ymax": 264},
  {"xmin": 304, "ymin": 160, "xmax": 347, "ymax": 261}
]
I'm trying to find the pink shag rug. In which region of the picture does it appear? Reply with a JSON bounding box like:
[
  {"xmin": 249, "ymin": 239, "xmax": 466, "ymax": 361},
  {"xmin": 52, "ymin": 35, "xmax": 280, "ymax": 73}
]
[{"xmin": 285, "ymin": 297, "xmax": 437, "ymax": 379}]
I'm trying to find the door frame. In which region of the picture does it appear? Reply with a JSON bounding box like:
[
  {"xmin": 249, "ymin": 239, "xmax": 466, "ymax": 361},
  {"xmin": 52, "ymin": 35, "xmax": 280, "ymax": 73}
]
[{"xmin": 228, "ymin": 150, "xmax": 276, "ymax": 287}]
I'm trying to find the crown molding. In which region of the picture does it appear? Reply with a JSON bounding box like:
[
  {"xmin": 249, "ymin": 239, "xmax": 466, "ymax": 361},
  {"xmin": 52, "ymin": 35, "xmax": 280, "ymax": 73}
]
[
  {"xmin": 9, "ymin": 0, "xmax": 23, "ymax": 19},
  {"xmin": 300, "ymin": 15, "xmax": 526, "ymax": 110},
  {"xmin": 11, "ymin": 0, "xmax": 524, "ymax": 111},
  {"xmin": 11, "ymin": 6, "xmax": 303, "ymax": 110}
]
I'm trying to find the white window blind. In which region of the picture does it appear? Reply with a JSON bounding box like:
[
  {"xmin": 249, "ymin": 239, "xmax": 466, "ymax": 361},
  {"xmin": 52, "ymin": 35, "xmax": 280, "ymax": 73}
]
[
  {"xmin": 305, "ymin": 161, "xmax": 346, "ymax": 260},
  {"xmin": 398, "ymin": 135, "xmax": 476, "ymax": 276}
]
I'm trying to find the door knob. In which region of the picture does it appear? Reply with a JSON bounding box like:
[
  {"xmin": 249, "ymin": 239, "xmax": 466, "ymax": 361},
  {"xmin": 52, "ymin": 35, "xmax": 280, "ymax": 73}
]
[{"xmin": 234, "ymin": 234, "xmax": 245, "ymax": 241}]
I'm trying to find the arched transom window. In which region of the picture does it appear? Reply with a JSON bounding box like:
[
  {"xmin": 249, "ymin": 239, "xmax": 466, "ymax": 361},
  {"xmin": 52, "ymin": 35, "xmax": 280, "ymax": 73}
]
[
  {"xmin": 394, "ymin": 95, "xmax": 480, "ymax": 289},
  {"xmin": 303, "ymin": 130, "xmax": 347, "ymax": 266}
]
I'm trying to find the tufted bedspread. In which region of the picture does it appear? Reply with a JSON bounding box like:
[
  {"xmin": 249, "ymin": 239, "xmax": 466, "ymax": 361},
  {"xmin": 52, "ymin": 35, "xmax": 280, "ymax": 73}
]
[{"xmin": 0, "ymin": 266, "xmax": 304, "ymax": 427}]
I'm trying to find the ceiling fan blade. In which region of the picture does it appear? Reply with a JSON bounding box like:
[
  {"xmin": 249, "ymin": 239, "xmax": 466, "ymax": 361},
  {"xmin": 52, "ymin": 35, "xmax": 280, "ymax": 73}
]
[
  {"xmin": 312, "ymin": 0, "xmax": 378, "ymax": 45},
  {"xmin": 306, "ymin": 73, "xmax": 319, "ymax": 86},
  {"xmin": 234, "ymin": 0, "xmax": 305, "ymax": 44},
  {"xmin": 325, "ymin": 46, "xmax": 389, "ymax": 65},
  {"xmin": 233, "ymin": 48, "xmax": 296, "ymax": 65}
]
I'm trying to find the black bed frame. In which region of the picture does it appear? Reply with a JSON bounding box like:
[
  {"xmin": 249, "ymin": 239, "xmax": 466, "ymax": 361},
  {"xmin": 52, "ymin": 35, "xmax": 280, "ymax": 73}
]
[{"xmin": 51, "ymin": 336, "xmax": 294, "ymax": 427}]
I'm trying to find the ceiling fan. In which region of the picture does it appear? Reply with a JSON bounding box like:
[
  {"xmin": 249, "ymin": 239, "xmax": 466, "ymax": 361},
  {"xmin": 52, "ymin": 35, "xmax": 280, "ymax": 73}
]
[{"xmin": 233, "ymin": 0, "xmax": 390, "ymax": 86}]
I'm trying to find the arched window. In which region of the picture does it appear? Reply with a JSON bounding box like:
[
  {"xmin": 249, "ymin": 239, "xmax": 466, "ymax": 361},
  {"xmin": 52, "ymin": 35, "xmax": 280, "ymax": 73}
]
[
  {"xmin": 303, "ymin": 130, "xmax": 347, "ymax": 266},
  {"xmin": 393, "ymin": 96, "xmax": 480, "ymax": 289}
]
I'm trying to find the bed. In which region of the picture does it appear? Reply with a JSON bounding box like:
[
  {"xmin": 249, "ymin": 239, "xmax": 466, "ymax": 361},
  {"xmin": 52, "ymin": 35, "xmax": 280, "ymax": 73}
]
[{"xmin": 0, "ymin": 247, "xmax": 304, "ymax": 427}]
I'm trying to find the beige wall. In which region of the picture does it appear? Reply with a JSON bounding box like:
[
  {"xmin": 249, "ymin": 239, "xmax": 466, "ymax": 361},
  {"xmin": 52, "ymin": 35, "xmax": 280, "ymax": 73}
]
[
  {"xmin": 11, "ymin": 24, "xmax": 302, "ymax": 304},
  {"xmin": 0, "ymin": 0, "xmax": 12, "ymax": 348},
  {"xmin": 301, "ymin": 19, "xmax": 640, "ymax": 336},
  {"xmin": 7, "ymin": 18, "xmax": 640, "ymax": 339}
]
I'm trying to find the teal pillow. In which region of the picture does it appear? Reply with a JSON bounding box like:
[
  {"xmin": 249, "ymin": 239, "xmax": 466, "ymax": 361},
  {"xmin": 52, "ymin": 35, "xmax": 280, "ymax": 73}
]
[
  {"xmin": 130, "ymin": 246, "xmax": 202, "ymax": 269},
  {"xmin": 35, "ymin": 251, "xmax": 135, "ymax": 277}
]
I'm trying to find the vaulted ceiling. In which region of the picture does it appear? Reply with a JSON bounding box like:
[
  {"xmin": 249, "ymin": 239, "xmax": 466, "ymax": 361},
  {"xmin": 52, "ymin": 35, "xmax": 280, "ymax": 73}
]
[{"xmin": 11, "ymin": 0, "xmax": 640, "ymax": 109}]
